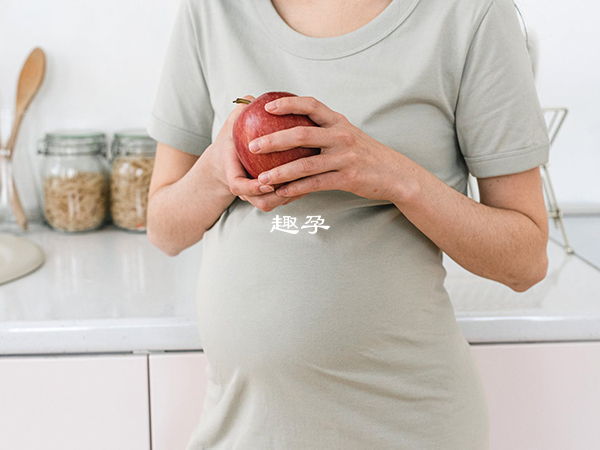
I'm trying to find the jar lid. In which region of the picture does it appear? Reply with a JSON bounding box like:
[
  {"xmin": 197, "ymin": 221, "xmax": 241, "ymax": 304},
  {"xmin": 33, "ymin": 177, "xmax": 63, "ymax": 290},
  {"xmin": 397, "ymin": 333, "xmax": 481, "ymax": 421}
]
[
  {"xmin": 40, "ymin": 130, "xmax": 107, "ymax": 155},
  {"xmin": 111, "ymin": 129, "xmax": 157, "ymax": 157}
]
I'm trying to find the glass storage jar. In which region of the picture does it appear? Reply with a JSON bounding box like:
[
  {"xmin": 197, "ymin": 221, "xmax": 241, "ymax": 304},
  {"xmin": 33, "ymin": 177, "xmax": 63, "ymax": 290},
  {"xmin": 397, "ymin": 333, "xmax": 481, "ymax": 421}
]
[
  {"xmin": 38, "ymin": 130, "xmax": 109, "ymax": 232},
  {"xmin": 108, "ymin": 129, "xmax": 156, "ymax": 232}
]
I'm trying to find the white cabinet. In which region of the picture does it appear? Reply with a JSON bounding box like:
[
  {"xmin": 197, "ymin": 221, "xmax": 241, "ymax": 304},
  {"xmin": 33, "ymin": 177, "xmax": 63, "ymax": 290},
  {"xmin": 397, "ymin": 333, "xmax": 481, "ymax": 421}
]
[
  {"xmin": 149, "ymin": 352, "xmax": 208, "ymax": 450},
  {"xmin": 149, "ymin": 346, "xmax": 600, "ymax": 449},
  {"xmin": 471, "ymin": 342, "xmax": 600, "ymax": 450},
  {"xmin": 0, "ymin": 354, "xmax": 150, "ymax": 450},
  {"xmin": 1, "ymin": 344, "xmax": 598, "ymax": 450}
]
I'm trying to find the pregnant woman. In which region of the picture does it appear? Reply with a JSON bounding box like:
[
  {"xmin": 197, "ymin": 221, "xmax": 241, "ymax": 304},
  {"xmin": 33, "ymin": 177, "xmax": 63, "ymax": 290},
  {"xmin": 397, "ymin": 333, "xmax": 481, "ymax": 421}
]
[{"xmin": 146, "ymin": 0, "xmax": 550, "ymax": 448}]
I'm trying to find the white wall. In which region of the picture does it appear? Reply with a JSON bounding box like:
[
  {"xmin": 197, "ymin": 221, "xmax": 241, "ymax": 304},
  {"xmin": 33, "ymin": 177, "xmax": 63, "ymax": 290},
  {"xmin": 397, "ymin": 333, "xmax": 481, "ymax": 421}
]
[
  {"xmin": 0, "ymin": 0, "xmax": 598, "ymax": 221},
  {"xmin": 0, "ymin": 0, "xmax": 179, "ymax": 220},
  {"xmin": 518, "ymin": 0, "xmax": 600, "ymax": 211}
]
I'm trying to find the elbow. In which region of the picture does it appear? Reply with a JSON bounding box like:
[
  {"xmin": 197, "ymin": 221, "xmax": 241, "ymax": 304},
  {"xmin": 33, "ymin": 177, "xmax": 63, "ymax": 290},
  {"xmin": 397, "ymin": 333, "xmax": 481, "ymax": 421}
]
[
  {"xmin": 146, "ymin": 200, "xmax": 187, "ymax": 257},
  {"xmin": 508, "ymin": 251, "xmax": 549, "ymax": 293},
  {"xmin": 159, "ymin": 245, "xmax": 182, "ymax": 258},
  {"xmin": 146, "ymin": 222, "xmax": 183, "ymax": 257},
  {"xmin": 145, "ymin": 200, "xmax": 178, "ymax": 257}
]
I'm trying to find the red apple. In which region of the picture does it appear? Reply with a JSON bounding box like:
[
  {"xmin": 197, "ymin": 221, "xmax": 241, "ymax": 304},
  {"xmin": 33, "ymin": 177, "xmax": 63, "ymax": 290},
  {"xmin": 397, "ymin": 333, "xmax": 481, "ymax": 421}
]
[{"xmin": 233, "ymin": 92, "xmax": 321, "ymax": 190}]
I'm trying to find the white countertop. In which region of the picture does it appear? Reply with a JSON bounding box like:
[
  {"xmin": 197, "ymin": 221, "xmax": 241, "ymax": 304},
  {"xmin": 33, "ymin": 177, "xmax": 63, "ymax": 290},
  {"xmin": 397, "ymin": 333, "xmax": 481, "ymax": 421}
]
[{"xmin": 1, "ymin": 220, "xmax": 599, "ymax": 355}]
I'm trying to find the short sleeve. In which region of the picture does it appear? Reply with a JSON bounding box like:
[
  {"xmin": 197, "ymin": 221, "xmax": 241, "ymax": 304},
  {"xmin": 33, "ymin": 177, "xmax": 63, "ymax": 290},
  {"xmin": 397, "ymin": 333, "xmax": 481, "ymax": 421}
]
[
  {"xmin": 147, "ymin": 0, "xmax": 213, "ymax": 156},
  {"xmin": 455, "ymin": 0, "xmax": 550, "ymax": 178}
]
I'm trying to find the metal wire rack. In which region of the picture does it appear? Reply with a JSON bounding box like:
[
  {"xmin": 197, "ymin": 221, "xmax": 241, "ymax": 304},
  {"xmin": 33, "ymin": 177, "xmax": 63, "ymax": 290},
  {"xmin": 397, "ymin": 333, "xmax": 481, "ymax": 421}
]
[{"xmin": 541, "ymin": 107, "xmax": 573, "ymax": 254}]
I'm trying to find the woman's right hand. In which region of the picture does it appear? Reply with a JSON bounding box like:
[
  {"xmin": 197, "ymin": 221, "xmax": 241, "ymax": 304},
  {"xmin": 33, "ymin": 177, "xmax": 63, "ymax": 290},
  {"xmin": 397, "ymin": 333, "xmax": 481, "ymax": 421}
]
[{"xmin": 207, "ymin": 95, "xmax": 307, "ymax": 212}]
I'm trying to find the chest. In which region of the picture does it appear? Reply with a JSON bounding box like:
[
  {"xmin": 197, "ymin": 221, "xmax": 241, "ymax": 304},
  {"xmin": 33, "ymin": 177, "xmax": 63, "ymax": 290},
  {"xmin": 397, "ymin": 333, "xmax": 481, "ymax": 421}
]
[{"xmin": 201, "ymin": 5, "xmax": 469, "ymax": 191}]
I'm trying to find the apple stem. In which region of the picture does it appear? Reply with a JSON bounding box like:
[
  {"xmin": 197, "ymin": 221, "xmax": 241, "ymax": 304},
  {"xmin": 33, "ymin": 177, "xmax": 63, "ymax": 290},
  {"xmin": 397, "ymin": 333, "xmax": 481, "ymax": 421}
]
[{"xmin": 233, "ymin": 98, "xmax": 252, "ymax": 105}]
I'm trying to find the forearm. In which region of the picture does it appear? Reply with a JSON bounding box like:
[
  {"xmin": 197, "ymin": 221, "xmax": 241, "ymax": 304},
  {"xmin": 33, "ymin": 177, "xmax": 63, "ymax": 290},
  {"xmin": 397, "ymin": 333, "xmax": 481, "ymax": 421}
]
[
  {"xmin": 391, "ymin": 156, "xmax": 548, "ymax": 292},
  {"xmin": 147, "ymin": 148, "xmax": 236, "ymax": 256}
]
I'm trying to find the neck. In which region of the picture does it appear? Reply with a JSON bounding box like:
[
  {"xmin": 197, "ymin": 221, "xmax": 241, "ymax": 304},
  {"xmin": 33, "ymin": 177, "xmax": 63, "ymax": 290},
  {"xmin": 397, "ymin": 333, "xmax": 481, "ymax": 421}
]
[{"xmin": 270, "ymin": 0, "xmax": 394, "ymax": 38}]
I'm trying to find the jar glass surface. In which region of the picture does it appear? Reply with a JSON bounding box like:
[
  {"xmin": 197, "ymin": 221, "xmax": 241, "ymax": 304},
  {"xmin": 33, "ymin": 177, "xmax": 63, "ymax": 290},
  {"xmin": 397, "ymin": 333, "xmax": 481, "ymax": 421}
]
[
  {"xmin": 38, "ymin": 130, "xmax": 109, "ymax": 232},
  {"xmin": 109, "ymin": 129, "xmax": 157, "ymax": 232}
]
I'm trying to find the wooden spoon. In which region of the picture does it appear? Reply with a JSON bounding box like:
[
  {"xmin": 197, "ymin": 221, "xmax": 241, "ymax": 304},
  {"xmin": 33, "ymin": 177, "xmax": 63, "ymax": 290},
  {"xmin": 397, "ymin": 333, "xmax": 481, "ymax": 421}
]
[
  {"xmin": 2, "ymin": 47, "xmax": 46, "ymax": 231},
  {"xmin": 5, "ymin": 48, "xmax": 46, "ymax": 156}
]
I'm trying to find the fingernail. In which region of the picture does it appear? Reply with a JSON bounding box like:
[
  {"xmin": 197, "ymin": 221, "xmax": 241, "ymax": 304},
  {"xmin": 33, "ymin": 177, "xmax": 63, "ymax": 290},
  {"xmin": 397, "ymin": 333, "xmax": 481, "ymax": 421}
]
[
  {"xmin": 259, "ymin": 184, "xmax": 274, "ymax": 193},
  {"xmin": 249, "ymin": 139, "xmax": 260, "ymax": 153},
  {"xmin": 265, "ymin": 101, "xmax": 278, "ymax": 112},
  {"xmin": 258, "ymin": 172, "xmax": 271, "ymax": 184},
  {"xmin": 276, "ymin": 187, "xmax": 288, "ymax": 196}
]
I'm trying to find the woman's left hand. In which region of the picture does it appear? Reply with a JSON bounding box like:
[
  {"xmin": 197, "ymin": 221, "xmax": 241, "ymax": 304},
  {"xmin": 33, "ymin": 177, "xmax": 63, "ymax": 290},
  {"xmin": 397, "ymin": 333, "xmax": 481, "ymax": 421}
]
[{"xmin": 249, "ymin": 96, "xmax": 411, "ymax": 204}]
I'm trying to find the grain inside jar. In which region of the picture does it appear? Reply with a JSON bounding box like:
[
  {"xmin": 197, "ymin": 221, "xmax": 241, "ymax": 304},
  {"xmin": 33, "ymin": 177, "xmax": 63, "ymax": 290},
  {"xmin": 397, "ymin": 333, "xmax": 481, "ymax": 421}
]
[
  {"xmin": 110, "ymin": 155, "xmax": 154, "ymax": 231},
  {"xmin": 43, "ymin": 172, "xmax": 109, "ymax": 232}
]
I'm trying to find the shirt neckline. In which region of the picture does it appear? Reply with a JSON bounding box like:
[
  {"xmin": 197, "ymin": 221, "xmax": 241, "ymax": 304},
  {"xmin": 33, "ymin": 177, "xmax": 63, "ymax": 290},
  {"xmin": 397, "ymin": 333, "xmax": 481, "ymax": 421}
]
[{"xmin": 252, "ymin": 0, "xmax": 421, "ymax": 60}]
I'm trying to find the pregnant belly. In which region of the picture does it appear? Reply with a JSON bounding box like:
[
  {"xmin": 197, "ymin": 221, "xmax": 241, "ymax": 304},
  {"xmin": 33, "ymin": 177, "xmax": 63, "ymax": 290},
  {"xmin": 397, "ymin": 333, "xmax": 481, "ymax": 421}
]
[{"xmin": 195, "ymin": 211, "xmax": 457, "ymax": 380}]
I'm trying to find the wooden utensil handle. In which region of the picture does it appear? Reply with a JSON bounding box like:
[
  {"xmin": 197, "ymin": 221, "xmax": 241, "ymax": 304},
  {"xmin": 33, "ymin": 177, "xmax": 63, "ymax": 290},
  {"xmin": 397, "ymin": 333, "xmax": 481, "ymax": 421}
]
[
  {"xmin": 0, "ymin": 154, "xmax": 29, "ymax": 231},
  {"xmin": 9, "ymin": 177, "xmax": 28, "ymax": 231},
  {"xmin": 4, "ymin": 112, "xmax": 24, "ymax": 157}
]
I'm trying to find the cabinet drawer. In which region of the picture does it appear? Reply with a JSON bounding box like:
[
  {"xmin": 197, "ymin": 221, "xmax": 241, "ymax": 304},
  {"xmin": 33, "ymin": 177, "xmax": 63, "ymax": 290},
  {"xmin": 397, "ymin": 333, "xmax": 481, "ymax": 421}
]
[
  {"xmin": 149, "ymin": 352, "xmax": 208, "ymax": 450},
  {"xmin": 0, "ymin": 354, "xmax": 150, "ymax": 450},
  {"xmin": 472, "ymin": 342, "xmax": 600, "ymax": 450}
]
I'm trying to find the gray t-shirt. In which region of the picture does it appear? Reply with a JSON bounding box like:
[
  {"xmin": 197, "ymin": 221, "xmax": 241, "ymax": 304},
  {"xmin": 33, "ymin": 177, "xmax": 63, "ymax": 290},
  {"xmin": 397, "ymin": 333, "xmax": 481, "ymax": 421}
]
[{"xmin": 148, "ymin": 0, "xmax": 549, "ymax": 448}]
